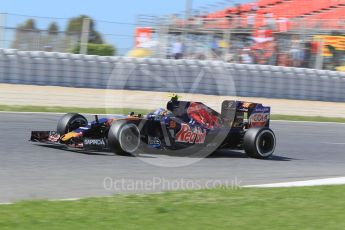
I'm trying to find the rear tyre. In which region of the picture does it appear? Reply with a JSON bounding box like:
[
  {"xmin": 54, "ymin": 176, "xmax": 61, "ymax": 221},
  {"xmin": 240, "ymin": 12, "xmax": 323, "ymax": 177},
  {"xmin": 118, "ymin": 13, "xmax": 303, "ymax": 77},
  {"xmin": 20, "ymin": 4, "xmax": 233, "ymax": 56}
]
[
  {"xmin": 57, "ymin": 113, "xmax": 88, "ymax": 135},
  {"xmin": 108, "ymin": 120, "xmax": 141, "ymax": 156},
  {"xmin": 243, "ymin": 127, "xmax": 276, "ymax": 159}
]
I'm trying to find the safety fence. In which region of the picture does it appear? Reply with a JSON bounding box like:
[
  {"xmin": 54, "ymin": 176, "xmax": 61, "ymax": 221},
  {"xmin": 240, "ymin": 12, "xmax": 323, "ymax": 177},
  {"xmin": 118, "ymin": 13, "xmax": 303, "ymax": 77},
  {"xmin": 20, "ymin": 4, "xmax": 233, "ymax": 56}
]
[{"xmin": 0, "ymin": 49, "xmax": 344, "ymax": 102}]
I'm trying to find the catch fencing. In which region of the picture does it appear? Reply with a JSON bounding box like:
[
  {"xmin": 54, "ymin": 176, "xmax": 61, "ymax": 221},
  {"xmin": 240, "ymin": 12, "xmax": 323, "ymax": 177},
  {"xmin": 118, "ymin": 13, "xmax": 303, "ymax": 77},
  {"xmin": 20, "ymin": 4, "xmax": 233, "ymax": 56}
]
[{"xmin": 0, "ymin": 49, "xmax": 344, "ymax": 102}]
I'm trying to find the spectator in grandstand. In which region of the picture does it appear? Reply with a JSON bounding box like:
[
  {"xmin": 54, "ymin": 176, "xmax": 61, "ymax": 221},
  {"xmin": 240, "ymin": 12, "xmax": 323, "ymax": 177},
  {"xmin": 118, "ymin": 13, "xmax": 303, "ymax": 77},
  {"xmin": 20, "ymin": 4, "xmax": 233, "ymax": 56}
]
[
  {"xmin": 210, "ymin": 39, "xmax": 219, "ymax": 55},
  {"xmin": 289, "ymin": 37, "xmax": 303, "ymax": 67},
  {"xmin": 172, "ymin": 39, "xmax": 184, "ymax": 59},
  {"xmin": 309, "ymin": 40, "xmax": 320, "ymax": 68},
  {"xmin": 303, "ymin": 41, "xmax": 312, "ymax": 68},
  {"xmin": 267, "ymin": 42, "xmax": 277, "ymax": 66},
  {"xmin": 240, "ymin": 48, "xmax": 253, "ymax": 64}
]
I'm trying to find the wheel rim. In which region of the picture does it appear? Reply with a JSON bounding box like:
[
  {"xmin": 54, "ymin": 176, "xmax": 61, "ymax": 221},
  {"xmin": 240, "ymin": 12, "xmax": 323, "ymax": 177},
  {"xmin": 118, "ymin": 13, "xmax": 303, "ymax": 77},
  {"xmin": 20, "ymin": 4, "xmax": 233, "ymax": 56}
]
[
  {"xmin": 256, "ymin": 130, "xmax": 276, "ymax": 157},
  {"xmin": 119, "ymin": 124, "xmax": 140, "ymax": 153}
]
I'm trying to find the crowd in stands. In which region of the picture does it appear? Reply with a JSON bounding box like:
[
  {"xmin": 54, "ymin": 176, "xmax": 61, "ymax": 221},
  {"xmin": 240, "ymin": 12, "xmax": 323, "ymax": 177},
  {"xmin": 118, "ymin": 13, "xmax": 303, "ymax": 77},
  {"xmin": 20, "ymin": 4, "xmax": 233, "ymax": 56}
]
[
  {"xmin": 167, "ymin": 34, "xmax": 323, "ymax": 69},
  {"xmin": 163, "ymin": 0, "xmax": 345, "ymax": 70},
  {"xmin": 169, "ymin": 0, "xmax": 345, "ymax": 31}
]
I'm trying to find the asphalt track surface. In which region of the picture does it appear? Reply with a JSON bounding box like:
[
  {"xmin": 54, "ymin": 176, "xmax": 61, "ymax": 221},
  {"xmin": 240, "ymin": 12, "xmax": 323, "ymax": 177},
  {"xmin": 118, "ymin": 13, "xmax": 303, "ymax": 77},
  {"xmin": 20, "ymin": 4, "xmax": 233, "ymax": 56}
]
[{"xmin": 0, "ymin": 113, "xmax": 344, "ymax": 203}]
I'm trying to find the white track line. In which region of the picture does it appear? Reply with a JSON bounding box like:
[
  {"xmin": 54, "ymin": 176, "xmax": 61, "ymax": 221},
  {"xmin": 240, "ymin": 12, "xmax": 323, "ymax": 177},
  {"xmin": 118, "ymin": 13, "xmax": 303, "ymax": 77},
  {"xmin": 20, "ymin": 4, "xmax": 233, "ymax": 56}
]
[
  {"xmin": 49, "ymin": 197, "xmax": 83, "ymax": 202},
  {"xmin": 0, "ymin": 202, "xmax": 14, "ymax": 205},
  {"xmin": 244, "ymin": 177, "xmax": 345, "ymax": 188},
  {"xmin": 0, "ymin": 197, "xmax": 84, "ymax": 205},
  {"xmin": 322, "ymin": 142, "xmax": 345, "ymax": 145}
]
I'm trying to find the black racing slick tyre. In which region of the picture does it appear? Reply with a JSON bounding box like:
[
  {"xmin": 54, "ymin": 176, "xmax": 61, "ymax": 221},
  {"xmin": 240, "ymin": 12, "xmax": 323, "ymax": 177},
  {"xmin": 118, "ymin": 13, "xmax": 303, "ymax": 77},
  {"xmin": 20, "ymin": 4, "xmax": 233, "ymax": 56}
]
[
  {"xmin": 243, "ymin": 127, "xmax": 276, "ymax": 159},
  {"xmin": 108, "ymin": 120, "xmax": 141, "ymax": 156},
  {"xmin": 56, "ymin": 113, "xmax": 88, "ymax": 135}
]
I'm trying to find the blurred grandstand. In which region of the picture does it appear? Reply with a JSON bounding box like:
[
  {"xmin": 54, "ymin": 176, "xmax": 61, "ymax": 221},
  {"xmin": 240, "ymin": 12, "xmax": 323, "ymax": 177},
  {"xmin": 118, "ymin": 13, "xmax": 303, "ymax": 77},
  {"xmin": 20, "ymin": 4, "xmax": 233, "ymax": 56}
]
[
  {"xmin": 134, "ymin": 0, "xmax": 345, "ymax": 71},
  {"xmin": 1, "ymin": 0, "xmax": 345, "ymax": 70}
]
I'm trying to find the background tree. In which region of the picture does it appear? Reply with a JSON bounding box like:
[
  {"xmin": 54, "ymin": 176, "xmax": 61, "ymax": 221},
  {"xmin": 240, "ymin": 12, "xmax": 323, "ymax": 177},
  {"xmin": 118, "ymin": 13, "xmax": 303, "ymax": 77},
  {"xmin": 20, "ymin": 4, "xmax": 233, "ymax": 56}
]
[
  {"xmin": 12, "ymin": 18, "xmax": 39, "ymax": 49},
  {"xmin": 47, "ymin": 22, "xmax": 59, "ymax": 35},
  {"xmin": 17, "ymin": 18, "xmax": 38, "ymax": 32},
  {"xmin": 65, "ymin": 15, "xmax": 104, "ymax": 44}
]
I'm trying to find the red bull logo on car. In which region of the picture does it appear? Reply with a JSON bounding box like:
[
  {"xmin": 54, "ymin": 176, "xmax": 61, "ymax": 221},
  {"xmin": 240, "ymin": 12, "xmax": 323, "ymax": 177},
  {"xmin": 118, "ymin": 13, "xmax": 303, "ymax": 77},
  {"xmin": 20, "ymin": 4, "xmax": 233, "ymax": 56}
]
[
  {"xmin": 248, "ymin": 105, "xmax": 270, "ymax": 127},
  {"xmin": 175, "ymin": 123, "xmax": 207, "ymax": 144},
  {"xmin": 249, "ymin": 112, "xmax": 269, "ymax": 127}
]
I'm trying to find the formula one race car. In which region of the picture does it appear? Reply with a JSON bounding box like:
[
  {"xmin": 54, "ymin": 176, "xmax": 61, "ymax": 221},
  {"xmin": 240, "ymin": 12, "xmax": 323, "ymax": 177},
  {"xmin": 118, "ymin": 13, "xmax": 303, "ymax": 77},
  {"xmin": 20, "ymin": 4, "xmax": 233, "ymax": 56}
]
[{"xmin": 30, "ymin": 95, "xmax": 276, "ymax": 159}]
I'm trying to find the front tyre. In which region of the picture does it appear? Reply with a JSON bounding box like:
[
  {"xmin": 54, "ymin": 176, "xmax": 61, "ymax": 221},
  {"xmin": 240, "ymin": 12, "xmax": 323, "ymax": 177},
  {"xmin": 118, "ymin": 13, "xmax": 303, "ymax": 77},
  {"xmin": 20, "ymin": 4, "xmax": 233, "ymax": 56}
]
[
  {"xmin": 57, "ymin": 113, "xmax": 88, "ymax": 135},
  {"xmin": 108, "ymin": 120, "xmax": 141, "ymax": 156},
  {"xmin": 243, "ymin": 127, "xmax": 276, "ymax": 159}
]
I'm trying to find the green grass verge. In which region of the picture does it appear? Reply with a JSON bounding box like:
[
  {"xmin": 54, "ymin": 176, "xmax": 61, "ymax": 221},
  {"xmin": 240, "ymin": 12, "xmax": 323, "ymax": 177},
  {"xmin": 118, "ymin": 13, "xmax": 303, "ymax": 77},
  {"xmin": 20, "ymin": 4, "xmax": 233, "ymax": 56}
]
[
  {"xmin": 0, "ymin": 104, "xmax": 344, "ymax": 123},
  {"xmin": 270, "ymin": 114, "xmax": 345, "ymax": 123},
  {"xmin": 1, "ymin": 185, "xmax": 345, "ymax": 229}
]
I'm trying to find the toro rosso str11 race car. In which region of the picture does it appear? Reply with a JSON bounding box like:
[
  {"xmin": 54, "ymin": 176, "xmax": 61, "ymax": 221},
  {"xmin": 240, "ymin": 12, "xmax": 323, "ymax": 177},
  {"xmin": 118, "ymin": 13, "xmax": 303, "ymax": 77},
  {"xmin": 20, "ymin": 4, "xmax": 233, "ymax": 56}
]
[{"xmin": 30, "ymin": 96, "xmax": 276, "ymax": 159}]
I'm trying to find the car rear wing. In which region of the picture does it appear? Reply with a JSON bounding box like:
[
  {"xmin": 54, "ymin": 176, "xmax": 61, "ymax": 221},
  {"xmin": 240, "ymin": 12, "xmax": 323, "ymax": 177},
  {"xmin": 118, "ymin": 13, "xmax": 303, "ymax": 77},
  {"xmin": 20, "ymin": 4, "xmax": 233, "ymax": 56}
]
[{"xmin": 221, "ymin": 100, "xmax": 271, "ymax": 128}]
